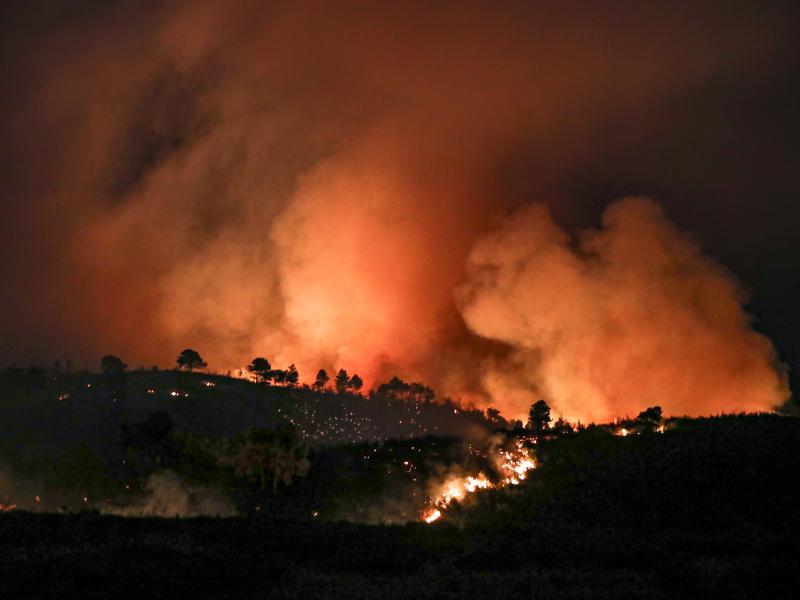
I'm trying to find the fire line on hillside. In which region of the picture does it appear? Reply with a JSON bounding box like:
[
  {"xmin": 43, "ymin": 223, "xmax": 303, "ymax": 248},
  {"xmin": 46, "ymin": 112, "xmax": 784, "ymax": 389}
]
[{"xmin": 420, "ymin": 439, "xmax": 535, "ymax": 523}]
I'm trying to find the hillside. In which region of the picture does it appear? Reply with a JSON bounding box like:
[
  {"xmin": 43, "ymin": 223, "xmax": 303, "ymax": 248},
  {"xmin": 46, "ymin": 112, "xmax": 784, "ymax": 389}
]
[
  {"xmin": 2, "ymin": 413, "xmax": 799, "ymax": 599},
  {"xmin": 0, "ymin": 368, "xmax": 488, "ymax": 460}
]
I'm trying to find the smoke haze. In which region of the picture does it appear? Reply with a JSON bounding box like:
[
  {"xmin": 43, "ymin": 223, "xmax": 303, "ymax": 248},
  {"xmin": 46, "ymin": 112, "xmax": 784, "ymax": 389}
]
[
  {"xmin": 459, "ymin": 198, "xmax": 788, "ymax": 421},
  {"xmin": 1, "ymin": 1, "xmax": 796, "ymax": 420},
  {"xmin": 100, "ymin": 471, "xmax": 236, "ymax": 518}
]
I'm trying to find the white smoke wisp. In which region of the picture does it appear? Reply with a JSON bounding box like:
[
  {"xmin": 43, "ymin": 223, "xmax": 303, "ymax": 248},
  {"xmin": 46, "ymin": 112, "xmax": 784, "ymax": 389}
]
[
  {"xmin": 458, "ymin": 197, "xmax": 790, "ymax": 422},
  {"xmin": 101, "ymin": 471, "xmax": 236, "ymax": 518}
]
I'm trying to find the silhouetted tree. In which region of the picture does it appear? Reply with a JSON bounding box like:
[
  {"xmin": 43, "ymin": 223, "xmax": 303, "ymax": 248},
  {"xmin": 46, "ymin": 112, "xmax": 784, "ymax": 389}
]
[
  {"xmin": 637, "ymin": 405, "xmax": 663, "ymax": 431},
  {"xmin": 285, "ymin": 364, "xmax": 299, "ymax": 387},
  {"xmin": 485, "ymin": 407, "xmax": 508, "ymax": 429},
  {"xmin": 552, "ymin": 417, "xmax": 574, "ymax": 436},
  {"xmin": 335, "ymin": 369, "xmax": 350, "ymax": 393},
  {"xmin": 314, "ymin": 369, "xmax": 329, "ymax": 390},
  {"xmin": 348, "ymin": 374, "xmax": 363, "ymax": 393},
  {"xmin": 271, "ymin": 369, "xmax": 287, "ymax": 385},
  {"xmin": 247, "ymin": 357, "xmax": 272, "ymax": 383},
  {"xmin": 100, "ymin": 355, "xmax": 127, "ymax": 375},
  {"xmin": 375, "ymin": 376, "xmax": 435, "ymax": 404},
  {"xmin": 176, "ymin": 349, "xmax": 207, "ymax": 371},
  {"xmin": 527, "ymin": 400, "xmax": 552, "ymax": 435}
]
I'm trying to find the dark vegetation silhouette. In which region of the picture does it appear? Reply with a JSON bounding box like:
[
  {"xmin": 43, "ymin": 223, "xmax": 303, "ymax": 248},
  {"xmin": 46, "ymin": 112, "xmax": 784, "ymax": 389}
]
[
  {"xmin": 551, "ymin": 416, "xmax": 574, "ymax": 436},
  {"xmin": 637, "ymin": 405, "xmax": 664, "ymax": 430},
  {"xmin": 2, "ymin": 355, "xmax": 800, "ymax": 598},
  {"xmin": 247, "ymin": 357, "xmax": 301, "ymax": 388},
  {"xmin": 334, "ymin": 368, "xmax": 350, "ymax": 393},
  {"xmin": 313, "ymin": 369, "xmax": 329, "ymax": 390},
  {"xmin": 246, "ymin": 357, "xmax": 271, "ymax": 383},
  {"xmin": 176, "ymin": 348, "xmax": 206, "ymax": 371},
  {"xmin": 285, "ymin": 364, "xmax": 299, "ymax": 387},
  {"xmin": 100, "ymin": 355, "xmax": 126, "ymax": 375},
  {"xmin": 527, "ymin": 399, "xmax": 552, "ymax": 435},
  {"xmin": 484, "ymin": 407, "xmax": 508, "ymax": 430},
  {"xmin": 121, "ymin": 410, "xmax": 178, "ymax": 468},
  {"xmin": 218, "ymin": 425, "xmax": 310, "ymax": 494}
]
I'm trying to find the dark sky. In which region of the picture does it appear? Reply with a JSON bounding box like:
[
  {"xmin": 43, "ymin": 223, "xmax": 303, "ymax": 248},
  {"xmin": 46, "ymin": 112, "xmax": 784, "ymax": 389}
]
[{"xmin": 1, "ymin": 0, "xmax": 798, "ymax": 417}]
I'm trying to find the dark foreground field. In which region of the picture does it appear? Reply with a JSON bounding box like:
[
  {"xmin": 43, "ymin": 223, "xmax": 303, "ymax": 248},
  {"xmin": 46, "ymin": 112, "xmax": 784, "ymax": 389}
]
[
  {"xmin": 0, "ymin": 509, "xmax": 798, "ymax": 599},
  {"xmin": 3, "ymin": 414, "xmax": 800, "ymax": 599}
]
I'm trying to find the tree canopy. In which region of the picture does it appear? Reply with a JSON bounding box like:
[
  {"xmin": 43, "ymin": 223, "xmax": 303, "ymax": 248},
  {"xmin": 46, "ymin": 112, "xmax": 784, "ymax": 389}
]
[
  {"xmin": 314, "ymin": 369, "xmax": 329, "ymax": 390},
  {"xmin": 100, "ymin": 354, "xmax": 127, "ymax": 374},
  {"xmin": 349, "ymin": 374, "xmax": 363, "ymax": 392},
  {"xmin": 335, "ymin": 369, "xmax": 350, "ymax": 393},
  {"xmin": 527, "ymin": 400, "xmax": 552, "ymax": 435},
  {"xmin": 176, "ymin": 349, "xmax": 207, "ymax": 371},
  {"xmin": 637, "ymin": 405, "xmax": 664, "ymax": 431},
  {"xmin": 247, "ymin": 357, "xmax": 272, "ymax": 383},
  {"xmin": 285, "ymin": 364, "xmax": 299, "ymax": 387}
]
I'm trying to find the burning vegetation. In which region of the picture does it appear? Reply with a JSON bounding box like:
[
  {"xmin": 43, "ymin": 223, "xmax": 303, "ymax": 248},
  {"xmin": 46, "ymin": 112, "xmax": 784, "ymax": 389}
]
[
  {"xmin": 3, "ymin": 356, "xmax": 800, "ymax": 599},
  {"xmin": 420, "ymin": 439, "xmax": 536, "ymax": 523},
  {"xmin": 0, "ymin": 358, "xmax": 784, "ymax": 528}
]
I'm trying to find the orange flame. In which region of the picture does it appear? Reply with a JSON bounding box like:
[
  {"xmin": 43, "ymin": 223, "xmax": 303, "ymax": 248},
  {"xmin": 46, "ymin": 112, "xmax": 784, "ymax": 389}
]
[{"xmin": 420, "ymin": 441, "xmax": 535, "ymax": 523}]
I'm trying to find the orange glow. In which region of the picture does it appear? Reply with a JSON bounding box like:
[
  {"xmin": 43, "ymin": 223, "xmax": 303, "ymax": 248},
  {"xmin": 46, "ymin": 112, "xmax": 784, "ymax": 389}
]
[
  {"xmin": 1, "ymin": 2, "xmax": 788, "ymax": 428},
  {"xmin": 421, "ymin": 508, "xmax": 442, "ymax": 523},
  {"xmin": 420, "ymin": 441, "xmax": 535, "ymax": 523}
]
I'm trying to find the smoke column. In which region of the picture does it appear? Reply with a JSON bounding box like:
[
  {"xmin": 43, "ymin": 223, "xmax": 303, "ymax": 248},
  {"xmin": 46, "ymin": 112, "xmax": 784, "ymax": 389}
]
[
  {"xmin": 459, "ymin": 198, "xmax": 788, "ymax": 421},
  {"xmin": 0, "ymin": 1, "xmax": 793, "ymax": 421}
]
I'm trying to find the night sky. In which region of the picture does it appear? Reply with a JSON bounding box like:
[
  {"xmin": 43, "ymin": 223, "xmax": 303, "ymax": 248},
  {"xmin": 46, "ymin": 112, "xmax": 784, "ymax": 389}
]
[{"xmin": 1, "ymin": 1, "xmax": 798, "ymax": 420}]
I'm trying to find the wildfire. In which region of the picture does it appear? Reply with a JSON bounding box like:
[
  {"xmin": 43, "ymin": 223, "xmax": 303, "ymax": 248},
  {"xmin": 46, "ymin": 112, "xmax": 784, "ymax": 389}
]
[
  {"xmin": 465, "ymin": 474, "xmax": 492, "ymax": 492},
  {"xmin": 420, "ymin": 440, "xmax": 535, "ymax": 523},
  {"xmin": 0, "ymin": 503, "xmax": 17, "ymax": 512},
  {"xmin": 499, "ymin": 440, "xmax": 536, "ymax": 485},
  {"xmin": 421, "ymin": 508, "xmax": 442, "ymax": 523}
]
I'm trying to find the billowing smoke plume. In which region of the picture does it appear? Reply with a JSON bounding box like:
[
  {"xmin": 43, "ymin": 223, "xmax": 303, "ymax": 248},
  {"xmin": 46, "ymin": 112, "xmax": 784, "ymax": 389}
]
[
  {"xmin": 0, "ymin": 1, "xmax": 795, "ymax": 421},
  {"xmin": 459, "ymin": 198, "xmax": 788, "ymax": 421}
]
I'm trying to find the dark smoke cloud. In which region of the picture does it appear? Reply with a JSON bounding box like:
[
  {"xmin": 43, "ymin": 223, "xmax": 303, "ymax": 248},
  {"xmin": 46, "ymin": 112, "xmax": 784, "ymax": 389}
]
[{"xmin": 0, "ymin": 1, "xmax": 796, "ymax": 419}]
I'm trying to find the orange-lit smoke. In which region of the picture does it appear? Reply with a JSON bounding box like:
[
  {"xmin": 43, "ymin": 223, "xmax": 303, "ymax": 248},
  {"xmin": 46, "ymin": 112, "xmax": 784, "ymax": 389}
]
[
  {"xmin": 459, "ymin": 198, "xmax": 789, "ymax": 421},
  {"xmin": 0, "ymin": 1, "xmax": 793, "ymax": 421}
]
